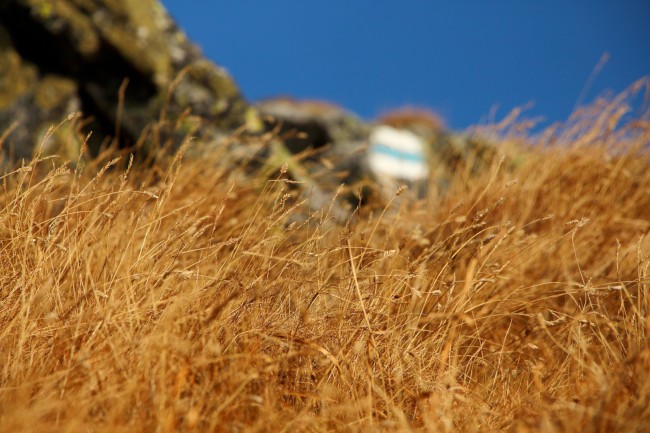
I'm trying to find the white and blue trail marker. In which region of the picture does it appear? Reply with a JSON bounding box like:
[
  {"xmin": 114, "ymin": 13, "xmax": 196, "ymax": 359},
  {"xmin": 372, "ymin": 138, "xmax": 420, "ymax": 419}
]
[{"xmin": 368, "ymin": 125, "xmax": 429, "ymax": 184}]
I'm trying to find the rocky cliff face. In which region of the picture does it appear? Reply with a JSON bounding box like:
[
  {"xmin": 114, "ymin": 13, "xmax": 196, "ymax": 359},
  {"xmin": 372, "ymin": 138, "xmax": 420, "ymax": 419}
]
[{"xmin": 0, "ymin": 0, "xmax": 251, "ymax": 162}]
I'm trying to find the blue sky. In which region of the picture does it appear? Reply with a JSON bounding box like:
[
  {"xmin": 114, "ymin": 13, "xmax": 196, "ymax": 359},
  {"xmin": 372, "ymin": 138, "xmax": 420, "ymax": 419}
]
[{"xmin": 161, "ymin": 1, "xmax": 650, "ymax": 130}]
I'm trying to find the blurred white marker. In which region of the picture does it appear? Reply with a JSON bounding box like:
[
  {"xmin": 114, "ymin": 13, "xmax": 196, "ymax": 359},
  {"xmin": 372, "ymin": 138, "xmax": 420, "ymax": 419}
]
[{"xmin": 368, "ymin": 125, "xmax": 429, "ymax": 183}]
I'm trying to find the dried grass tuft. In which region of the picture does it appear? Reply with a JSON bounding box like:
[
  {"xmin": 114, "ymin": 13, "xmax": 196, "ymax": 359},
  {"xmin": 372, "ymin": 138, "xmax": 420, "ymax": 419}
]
[{"xmin": 1, "ymin": 86, "xmax": 649, "ymax": 432}]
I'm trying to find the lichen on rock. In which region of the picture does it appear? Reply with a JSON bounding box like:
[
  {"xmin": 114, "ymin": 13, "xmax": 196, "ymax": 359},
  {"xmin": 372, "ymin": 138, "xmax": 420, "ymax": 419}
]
[{"xmin": 0, "ymin": 0, "xmax": 250, "ymax": 164}]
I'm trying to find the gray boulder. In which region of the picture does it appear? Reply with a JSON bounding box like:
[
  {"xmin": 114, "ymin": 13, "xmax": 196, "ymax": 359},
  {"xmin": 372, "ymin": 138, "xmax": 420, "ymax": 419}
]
[{"xmin": 257, "ymin": 101, "xmax": 509, "ymax": 207}]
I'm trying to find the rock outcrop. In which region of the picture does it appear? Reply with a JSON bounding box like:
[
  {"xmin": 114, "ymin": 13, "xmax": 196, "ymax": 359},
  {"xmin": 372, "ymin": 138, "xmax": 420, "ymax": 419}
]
[
  {"xmin": 0, "ymin": 0, "xmax": 253, "ymax": 162},
  {"xmin": 0, "ymin": 0, "xmax": 514, "ymax": 220},
  {"xmin": 258, "ymin": 101, "xmax": 504, "ymax": 202},
  {"xmin": 257, "ymin": 97, "xmax": 369, "ymax": 155}
]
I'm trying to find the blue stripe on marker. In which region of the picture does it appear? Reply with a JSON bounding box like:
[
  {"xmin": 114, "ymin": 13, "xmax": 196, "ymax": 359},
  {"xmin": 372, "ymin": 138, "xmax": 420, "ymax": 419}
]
[{"xmin": 370, "ymin": 143, "xmax": 425, "ymax": 163}]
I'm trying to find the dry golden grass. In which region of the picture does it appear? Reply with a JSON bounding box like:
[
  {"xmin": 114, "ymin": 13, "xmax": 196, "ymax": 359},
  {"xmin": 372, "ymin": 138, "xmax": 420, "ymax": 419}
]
[{"xmin": 1, "ymin": 86, "xmax": 650, "ymax": 432}]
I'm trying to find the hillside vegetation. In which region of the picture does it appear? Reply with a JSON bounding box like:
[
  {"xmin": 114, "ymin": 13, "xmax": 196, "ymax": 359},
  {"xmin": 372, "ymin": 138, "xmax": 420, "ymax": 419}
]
[{"xmin": 1, "ymin": 84, "xmax": 650, "ymax": 432}]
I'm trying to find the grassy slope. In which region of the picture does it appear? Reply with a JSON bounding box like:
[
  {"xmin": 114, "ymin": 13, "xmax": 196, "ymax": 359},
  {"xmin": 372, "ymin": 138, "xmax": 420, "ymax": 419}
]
[{"xmin": 1, "ymin": 87, "xmax": 650, "ymax": 432}]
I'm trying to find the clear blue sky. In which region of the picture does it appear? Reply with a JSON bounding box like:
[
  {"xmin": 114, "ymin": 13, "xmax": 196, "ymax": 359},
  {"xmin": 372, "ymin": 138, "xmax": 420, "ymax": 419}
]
[{"xmin": 161, "ymin": 1, "xmax": 649, "ymax": 130}]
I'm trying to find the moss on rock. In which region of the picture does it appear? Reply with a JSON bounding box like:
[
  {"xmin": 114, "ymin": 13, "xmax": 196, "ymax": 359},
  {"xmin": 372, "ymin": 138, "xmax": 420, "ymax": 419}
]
[{"xmin": 0, "ymin": 0, "xmax": 250, "ymax": 163}]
